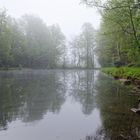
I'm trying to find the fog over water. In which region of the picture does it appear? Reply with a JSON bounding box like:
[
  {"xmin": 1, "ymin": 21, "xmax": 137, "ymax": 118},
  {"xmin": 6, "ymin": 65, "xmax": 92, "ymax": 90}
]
[{"xmin": 0, "ymin": 1, "xmax": 140, "ymax": 140}]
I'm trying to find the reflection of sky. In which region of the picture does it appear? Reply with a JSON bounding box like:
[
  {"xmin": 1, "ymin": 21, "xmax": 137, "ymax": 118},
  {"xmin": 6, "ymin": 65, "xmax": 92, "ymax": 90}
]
[
  {"xmin": 0, "ymin": 70, "xmax": 102, "ymax": 140},
  {"xmin": 0, "ymin": 95, "xmax": 101, "ymax": 140}
]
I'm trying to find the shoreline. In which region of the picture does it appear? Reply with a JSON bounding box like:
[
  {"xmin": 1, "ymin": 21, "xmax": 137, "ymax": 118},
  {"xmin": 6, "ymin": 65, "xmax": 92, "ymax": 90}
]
[{"xmin": 102, "ymin": 67, "xmax": 140, "ymax": 95}]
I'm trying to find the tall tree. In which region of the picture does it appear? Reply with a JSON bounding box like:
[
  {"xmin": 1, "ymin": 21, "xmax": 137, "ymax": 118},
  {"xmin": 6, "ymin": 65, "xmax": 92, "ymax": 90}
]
[
  {"xmin": 20, "ymin": 15, "xmax": 51, "ymax": 68},
  {"xmin": 48, "ymin": 24, "xmax": 65, "ymax": 68},
  {"xmin": 70, "ymin": 23, "xmax": 96, "ymax": 68},
  {"xmin": 0, "ymin": 9, "xmax": 12, "ymax": 67}
]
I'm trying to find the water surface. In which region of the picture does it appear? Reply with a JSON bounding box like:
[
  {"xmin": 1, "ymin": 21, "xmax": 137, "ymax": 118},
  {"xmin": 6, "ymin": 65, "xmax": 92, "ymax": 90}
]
[{"xmin": 0, "ymin": 70, "xmax": 139, "ymax": 140}]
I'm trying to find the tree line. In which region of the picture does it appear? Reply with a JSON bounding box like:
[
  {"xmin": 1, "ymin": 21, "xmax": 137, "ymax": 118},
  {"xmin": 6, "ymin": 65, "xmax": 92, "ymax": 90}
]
[
  {"xmin": 0, "ymin": 9, "xmax": 97, "ymax": 69},
  {"xmin": 0, "ymin": 9, "xmax": 66, "ymax": 69},
  {"xmin": 83, "ymin": 0, "xmax": 140, "ymax": 67}
]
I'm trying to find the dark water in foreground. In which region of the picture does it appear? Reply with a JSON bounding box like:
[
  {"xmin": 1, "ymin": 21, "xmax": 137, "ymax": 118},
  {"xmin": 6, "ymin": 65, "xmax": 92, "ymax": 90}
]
[{"xmin": 0, "ymin": 70, "xmax": 139, "ymax": 140}]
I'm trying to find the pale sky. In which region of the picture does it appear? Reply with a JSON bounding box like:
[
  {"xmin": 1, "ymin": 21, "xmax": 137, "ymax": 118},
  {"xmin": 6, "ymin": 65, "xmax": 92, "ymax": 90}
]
[{"xmin": 0, "ymin": 0, "xmax": 101, "ymax": 38}]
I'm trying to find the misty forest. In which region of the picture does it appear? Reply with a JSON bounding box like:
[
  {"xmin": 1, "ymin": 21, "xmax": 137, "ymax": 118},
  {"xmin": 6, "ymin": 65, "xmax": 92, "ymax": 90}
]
[
  {"xmin": 0, "ymin": 0, "xmax": 140, "ymax": 140},
  {"xmin": 0, "ymin": 0, "xmax": 140, "ymax": 69},
  {"xmin": 0, "ymin": 10, "xmax": 97, "ymax": 69}
]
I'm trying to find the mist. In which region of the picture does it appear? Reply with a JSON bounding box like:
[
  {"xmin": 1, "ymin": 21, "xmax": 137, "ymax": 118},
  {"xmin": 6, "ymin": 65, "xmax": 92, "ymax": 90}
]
[
  {"xmin": 1, "ymin": 0, "xmax": 101, "ymax": 38},
  {"xmin": 0, "ymin": 0, "xmax": 101, "ymax": 69},
  {"xmin": 1, "ymin": 1, "xmax": 140, "ymax": 140}
]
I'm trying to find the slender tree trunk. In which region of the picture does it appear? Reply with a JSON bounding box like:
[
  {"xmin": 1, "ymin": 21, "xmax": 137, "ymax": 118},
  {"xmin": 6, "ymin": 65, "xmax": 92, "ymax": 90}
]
[
  {"xmin": 116, "ymin": 42, "xmax": 121, "ymax": 61},
  {"xmin": 86, "ymin": 39, "xmax": 89, "ymax": 68},
  {"xmin": 128, "ymin": 6, "xmax": 140, "ymax": 48}
]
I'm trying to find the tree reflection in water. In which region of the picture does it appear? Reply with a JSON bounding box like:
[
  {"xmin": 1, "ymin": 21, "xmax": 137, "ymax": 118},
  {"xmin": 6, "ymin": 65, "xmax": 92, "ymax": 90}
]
[
  {"xmin": 0, "ymin": 70, "xmax": 97, "ymax": 131},
  {"xmin": 0, "ymin": 70, "xmax": 139, "ymax": 140},
  {"xmin": 68, "ymin": 70, "xmax": 96, "ymax": 115},
  {"xmin": 93, "ymin": 73, "xmax": 140, "ymax": 140},
  {"xmin": 0, "ymin": 70, "xmax": 66, "ymax": 129}
]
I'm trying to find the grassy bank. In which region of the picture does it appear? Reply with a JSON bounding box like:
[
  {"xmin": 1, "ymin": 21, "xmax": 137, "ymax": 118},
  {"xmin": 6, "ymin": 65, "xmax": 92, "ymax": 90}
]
[{"xmin": 102, "ymin": 67, "xmax": 140, "ymax": 80}]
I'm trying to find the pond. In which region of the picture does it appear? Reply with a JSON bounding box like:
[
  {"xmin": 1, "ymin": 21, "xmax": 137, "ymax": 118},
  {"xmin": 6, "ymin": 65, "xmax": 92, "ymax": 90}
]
[{"xmin": 0, "ymin": 70, "xmax": 139, "ymax": 140}]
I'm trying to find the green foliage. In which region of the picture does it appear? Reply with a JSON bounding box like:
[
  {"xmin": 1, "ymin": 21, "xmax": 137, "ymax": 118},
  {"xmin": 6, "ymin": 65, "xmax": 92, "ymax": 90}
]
[
  {"xmin": 70, "ymin": 22, "xmax": 96, "ymax": 68},
  {"xmin": 0, "ymin": 9, "xmax": 12, "ymax": 67},
  {"xmin": 0, "ymin": 10, "xmax": 66, "ymax": 69},
  {"xmin": 86, "ymin": 0, "xmax": 140, "ymax": 67},
  {"xmin": 102, "ymin": 67, "xmax": 140, "ymax": 80}
]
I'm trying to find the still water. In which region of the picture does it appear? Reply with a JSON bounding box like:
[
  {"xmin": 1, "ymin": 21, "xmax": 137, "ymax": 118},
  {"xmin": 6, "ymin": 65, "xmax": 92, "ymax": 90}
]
[{"xmin": 0, "ymin": 70, "xmax": 139, "ymax": 140}]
